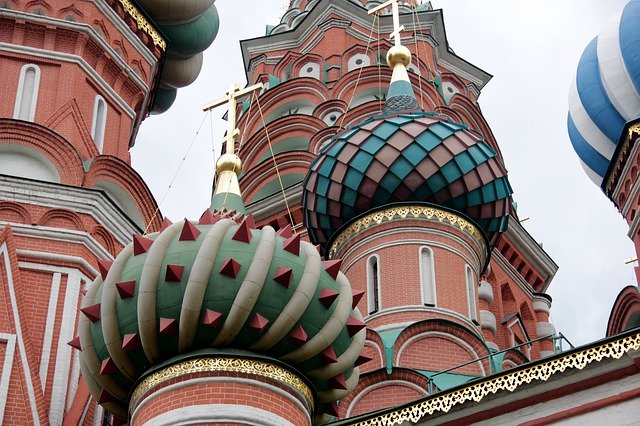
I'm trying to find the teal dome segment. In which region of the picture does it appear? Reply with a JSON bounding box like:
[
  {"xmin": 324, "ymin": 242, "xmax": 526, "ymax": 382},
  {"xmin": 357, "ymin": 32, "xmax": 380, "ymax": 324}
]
[
  {"xmin": 160, "ymin": 4, "xmax": 219, "ymax": 57},
  {"xmin": 302, "ymin": 112, "xmax": 513, "ymax": 250},
  {"xmin": 78, "ymin": 214, "xmax": 365, "ymax": 417}
]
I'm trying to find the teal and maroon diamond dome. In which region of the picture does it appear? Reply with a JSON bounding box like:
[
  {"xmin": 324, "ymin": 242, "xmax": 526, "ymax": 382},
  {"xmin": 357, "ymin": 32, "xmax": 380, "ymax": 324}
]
[{"xmin": 302, "ymin": 110, "xmax": 513, "ymax": 250}]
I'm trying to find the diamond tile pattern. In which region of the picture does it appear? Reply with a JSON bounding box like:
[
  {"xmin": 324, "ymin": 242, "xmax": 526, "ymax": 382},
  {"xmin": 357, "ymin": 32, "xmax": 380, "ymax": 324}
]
[{"xmin": 302, "ymin": 112, "xmax": 513, "ymax": 249}]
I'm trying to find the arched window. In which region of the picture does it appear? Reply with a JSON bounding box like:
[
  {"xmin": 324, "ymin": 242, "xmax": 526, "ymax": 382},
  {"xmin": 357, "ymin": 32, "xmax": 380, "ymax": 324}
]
[
  {"xmin": 14, "ymin": 64, "xmax": 41, "ymax": 121},
  {"xmin": 367, "ymin": 255, "xmax": 381, "ymax": 314},
  {"xmin": 92, "ymin": 95, "xmax": 107, "ymax": 152},
  {"xmin": 419, "ymin": 247, "xmax": 436, "ymax": 306},
  {"xmin": 465, "ymin": 265, "xmax": 478, "ymax": 322},
  {"xmin": 348, "ymin": 53, "xmax": 371, "ymax": 72}
]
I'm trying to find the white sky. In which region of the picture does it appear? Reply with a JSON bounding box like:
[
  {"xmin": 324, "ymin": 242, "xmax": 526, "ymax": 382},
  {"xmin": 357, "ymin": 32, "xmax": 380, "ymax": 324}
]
[{"xmin": 131, "ymin": 0, "xmax": 635, "ymax": 347}]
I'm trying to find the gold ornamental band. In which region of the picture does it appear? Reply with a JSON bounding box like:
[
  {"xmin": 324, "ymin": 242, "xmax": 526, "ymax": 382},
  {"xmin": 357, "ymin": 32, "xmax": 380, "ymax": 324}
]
[
  {"xmin": 130, "ymin": 357, "xmax": 313, "ymax": 410},
  {"xmin": 329, "ymin": 205, "xmax": 486, "ymax": 259},
  {"xmin": 118, "ymin": 0, "xmax": 167, "ymax": 50},
  {"xmin": 606, "ymin": 122, "xmax": 640, "ymax": 193},
  {"xmin": 353, "ymin": 331, "xmax": 640, "ymax": 426}
]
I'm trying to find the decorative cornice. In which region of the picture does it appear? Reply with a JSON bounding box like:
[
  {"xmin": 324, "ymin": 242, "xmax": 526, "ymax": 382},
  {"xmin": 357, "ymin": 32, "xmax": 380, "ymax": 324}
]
[
  {"xmin": 130, "ymin": 357, "xmax": 314, "ymax": 411},
  {"xmin": 116, "ymin": 0, "xmax": 166, "ymax": 51},
  {"xmin": 605, "ymin": 122, "xmax": 640, "ymax": 195},
  {"xmin": 328, "ymin": 205, "xmax": 486, "ymax": 260},
  {"xmin": 349, "ymin": 331, "xmax": 640, "ymax": 425}
]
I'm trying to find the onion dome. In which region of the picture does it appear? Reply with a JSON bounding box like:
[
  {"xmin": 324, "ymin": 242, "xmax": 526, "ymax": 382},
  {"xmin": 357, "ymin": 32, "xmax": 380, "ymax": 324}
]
[
  {"xmin": 76, "ymin": 85, "xmax": 365, "ymax": 421},
  {"xmin": 136, "ymin": 0, "xmax": 220, "ymax": 113},
  {"xmin": 302, "ymin": 15, "xmax": 512, "ymax": 251},
  {"xmin": 568, "ymin": 0, "xmax": 640, "ymax": 188}
]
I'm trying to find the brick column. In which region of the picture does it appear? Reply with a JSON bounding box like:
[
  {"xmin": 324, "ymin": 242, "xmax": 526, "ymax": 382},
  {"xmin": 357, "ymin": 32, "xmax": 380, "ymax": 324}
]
[{"xmin": 129, "ymin": 355, "xmax": 314, "ymax": 426}]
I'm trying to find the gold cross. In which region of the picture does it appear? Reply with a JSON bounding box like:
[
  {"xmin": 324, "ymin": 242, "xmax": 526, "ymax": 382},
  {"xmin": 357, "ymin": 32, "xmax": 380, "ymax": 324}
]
[
  {"xmin": 368, "ymin": 0, "xmax": 404, "ymax": 46},
  {"xmin": 202, "ymin": 82, "xmax": 263, "ymax": 156}
]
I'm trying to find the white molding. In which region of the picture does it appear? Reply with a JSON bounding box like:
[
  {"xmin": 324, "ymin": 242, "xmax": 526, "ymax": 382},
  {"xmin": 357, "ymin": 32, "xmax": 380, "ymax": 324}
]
[
  {"xmin": 13, "ymin": 63, "xmax": 41, "ymax": 121},
  {"xmin": 66, "ymin": 350, "xmax": 81, "ymax": 412},
  {"xmin": 0, "ymin": 175, "xmax": 142, "ymax": 244},
  {"xmin": 0, "ymin": 42, "xmax": 136, "ymax": 118},
  {"xmin": 143, "ymin": 404, "xmax": 296, "ymax": 426},
  {"xmin": 49, "ymin": 272, "xmax": 82, "ymax": 425},
  {"xmin": 91, "ymin": 95, "xmax": 107, "ymax": 153},
  {"xmin": 419, "ymin": 246, "xmax": 437, "ymax": 307},
  {"xmin": 0, "ymin": 243, "xmax": 41, "ymax": 425},
  {"xmin": 479, "ymin": 310, "xmax": 497, "ymax": 335},
  {"xmin": 39, "ymin": 272, "xmax": 61, "ymax": 388},
  {"xmin": 366, "ymin": 254, "xmax": 382, "ymax": 314},
  {"xmin": 18, "ymin": 251, "xmax": 99, "ymax": 277},
  {"xmin": 465, "ymin": 264, "xmax": 478, "ymax": 322},
  {"xmin": 93, "ymin": 405, "xmax": 103, "ymax": 426},
  {"xmin": 0, "ymin": 333, "xmax": 17, "ymax": 424}
]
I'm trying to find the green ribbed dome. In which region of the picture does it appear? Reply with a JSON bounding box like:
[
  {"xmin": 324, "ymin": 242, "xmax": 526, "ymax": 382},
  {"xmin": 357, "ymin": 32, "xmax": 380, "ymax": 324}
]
[{"xmin": 77, "ymin": 211, "xmax": 365, "ymax": 420}]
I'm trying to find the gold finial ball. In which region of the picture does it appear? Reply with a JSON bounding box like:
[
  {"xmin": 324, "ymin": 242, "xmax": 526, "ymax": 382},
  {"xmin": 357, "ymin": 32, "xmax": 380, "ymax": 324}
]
[
  {"xmin": 216, "ymin": 153, "xmax": 242, "ymax": 175},
  {"xmin": 387, "ymin": 45, "xmax": 412, "ymax": 68}
]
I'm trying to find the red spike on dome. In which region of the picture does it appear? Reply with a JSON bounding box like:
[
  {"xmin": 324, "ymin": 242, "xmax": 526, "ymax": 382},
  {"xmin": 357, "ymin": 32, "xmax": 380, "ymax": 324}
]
[
  {"xmin": 346, "ymin": 316, "xmax": 366, "ymax": 336},
  {"xmin": 244, "ymin": 213, "xmax": 256, "ymax": 229},
  {"xmin": 165, "ymin": 264, "xmax": 185, "ymax": 282},
  {"xmin": 160, "ymin": 217, "xmax": 173, "ymax": 232},
  {"xmin": 273, "ymin": 267, "xmax": 293, "ymax": 288},
  {"xmin": 122, "ymin": 333, "xmax": 140, "ymax": 351},
  {"xmin": 159, "ymin": 317, "xmax": 177, "ymax": 335},
  {"xmin": 232, "ymin": 217, "xmax": 253, "ymax": 243},
  {"xmin": 179, "ymin": 219, "xmax": 201, "ymax": 241},
  {"xmin": 330, "ymin": 373, "xmax": 347, "ymax": 390},
  {"xmin": 67, "ymin": 336, "xmax": 81, "ymax": 350},
  {"xmin": 283, "ymin": 234, "xmax": 301, "ymax": 256},
  {"xmin": 276, "ymin": 224, "xmax": 293, "ymax": 238},
  {"xmin": 247, "ymin": 313, "xmax": 269, "ymax": 333},
  {"xmin": 355, "ymin": 353, "xmax": 373, "ymax": 367},
  {"xmin": 324, "ymin": 402, "xmax": 339, "ymax": 417},
  {"xmin": 220, "ymin": 259, "xmax": 241, "ymax": 278},
  {"xmin": 352, "ymin": 290, "xmax": 365, "ymax": 309},
  {"xmin": 199, "ymin": 209, "xmax": 217, "ymax": 225},
  {"xmin": 319, "ymin": 288, "xmax": 339, "ymax": 308},
  {"xmin": 115, "ymin": 281, "xmax": 136, "ymax": 299},
  {"xmin": 97, "ymin": 389, "xmax": 113, "ymax": 405},
  {"xmin": 133, "ymin": 234, "xmax": 153, "ymax": 256},
  {"xmin": 81, "ymin": 304, "xmax": 101, "ymax": 322},
  {"xmin": 323, "ymin": 259, "xmax": 342, "ymax": 279},
  {"xmin": 202, "ymin": 309, "xmax": 223, "ymax": 328},
  {"xmin": 97, "ymin": 259, "xmax": 112, "ymax": 280},
  {"xmin": 320, "ymin": 346, "xmax": 338, "ymax": 365},
  {"xmin": 289, "ymin": 325, "xmax": 308, "ymax": 345},
  {"xmin": 99, "ymin": 357, "xmax": 117, "ymax": 375}
]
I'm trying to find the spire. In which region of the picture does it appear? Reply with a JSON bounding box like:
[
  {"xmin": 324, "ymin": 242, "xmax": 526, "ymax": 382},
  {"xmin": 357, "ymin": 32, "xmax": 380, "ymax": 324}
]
[
  {"xmin": 368, "ymin": 0, "xmax": 420, "ymax": 112},
  {"xmin": 202, "ymin": 83, "xmax": 263, "ymax": 213}
]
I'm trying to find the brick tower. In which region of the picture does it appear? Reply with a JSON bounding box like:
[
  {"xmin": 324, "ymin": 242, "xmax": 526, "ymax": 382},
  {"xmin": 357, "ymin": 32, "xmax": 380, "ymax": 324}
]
[
  {"xmin": 237, "ymin": 0, "xmax": 558, "ymax": 418},
  {"xmin": 0, "ymin": 0, "xmax": 218, "ymax": 423}
]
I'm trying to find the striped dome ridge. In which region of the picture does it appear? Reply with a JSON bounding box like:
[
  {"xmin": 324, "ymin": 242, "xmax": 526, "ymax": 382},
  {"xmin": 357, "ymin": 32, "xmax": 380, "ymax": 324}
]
[
  {"xmin": 568, "ymin": 0, "xmax": 640, "ymax": 188},
  {"xmin": 77, "ymin": 212, "xmax": 365, "ymax": 419},
  {"xmin": 302, "ymin": 111, "xmax": 513, "ymax": 251}
]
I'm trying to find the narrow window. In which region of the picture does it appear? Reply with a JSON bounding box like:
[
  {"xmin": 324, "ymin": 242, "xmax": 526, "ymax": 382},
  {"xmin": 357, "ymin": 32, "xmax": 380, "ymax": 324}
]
[
  {"xmin": 367, "ymin": 255, "xmax": 380, "ymax": 314},
  {"xmin": 466, "ymin": 265, "xmax": 478, "ymax": 322},
  {"xmin": 420, "ymin": 247, "xmax": 436, "ymax": 306},
  {"xmin": 14, "ymin": 64, "xmax": 41, "ymax": 121},
  {"xmin": 92, "ymin": 95, "xmax": 107, "ymax": 152}
]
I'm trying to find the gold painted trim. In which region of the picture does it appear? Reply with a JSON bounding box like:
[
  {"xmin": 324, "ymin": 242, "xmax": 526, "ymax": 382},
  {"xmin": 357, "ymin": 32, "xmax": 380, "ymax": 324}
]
[
  {"xmin": 130, "ymin": 357, "xmax": 313, "ymax": 411},
  {"xmin": 352, "ymin": 331, "xmax": 640, "ymax": 426},
  {"xmin": 118, "ymin": 0, "xmax": 167, "ymax": 50},
  {"xmin": 328, "ymin": 205, "xmax": 486, "ymax": 259},
  {"xmin": 605, "ymin": 122, "xmax": 640, "ymax": 193}
]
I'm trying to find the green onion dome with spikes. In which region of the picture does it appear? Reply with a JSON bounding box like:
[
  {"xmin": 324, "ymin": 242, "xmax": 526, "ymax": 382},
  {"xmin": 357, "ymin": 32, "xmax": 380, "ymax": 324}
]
[
  {"xmin": 76, "ymin": 149, "xmax": 366, "ymax": 420},
  {"xmin": 135, "ymin": 0, "xmax": 220, "ymax": 114},
  {"xmin": 302, "ymin": 45, "xmax": 513, "ymax": 252}
]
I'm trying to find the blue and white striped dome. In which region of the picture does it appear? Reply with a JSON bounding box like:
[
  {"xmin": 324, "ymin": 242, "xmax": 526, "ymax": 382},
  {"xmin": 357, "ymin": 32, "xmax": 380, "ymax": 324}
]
[{"xmin": 568, "ymin": 0, "xmax": 640, "ymax": 188}]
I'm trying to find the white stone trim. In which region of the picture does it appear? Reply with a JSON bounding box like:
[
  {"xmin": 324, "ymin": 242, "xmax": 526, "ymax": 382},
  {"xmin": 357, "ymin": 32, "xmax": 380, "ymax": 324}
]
[
  {"xmin": 533, "ymin": 295, "xmax": 552, "ymax": 314},
  {"xmin": 396, "ymin": 331, "xmax": 486, "ymax": 376},
  {"xmin": 478, "ymin": 280, "xmax": 494, "ymax": 304},
  {"xmin": 365, "ymin": 306, "xmax": 483, "ymax": 337},
  {"xmin": 142, "ymin": 404, "xmax": 296, "ymax": 426},
  {"xmin": 0, "ymin": 333, "xmax": 17, "ymax": 424},
  {"xmin": 363, "ymin": 341, "xmax": 385, "ymax": 370},
  {"xmin": 39, "ymin": 272, "xmax": 61, "ymax": 388},
  {"xmin": 66, "ymin": 350, "xmax": 81, "ymax": 411},
  {"xmin": 13, "ymin": 63, "xmax": 41, "ymax": 121},
  {"xmin": 366, "ymin": 254, "xmax": 382, "ymax": 314},
  {"xmin": 18, "ymin": 251, "xmax": 99, "ymax": 277},
  {"xmin": 465, "ymin": 264, "xmax": 478, "ymax": 322},
  {"xmin": 346, "ymin": 380, "xmax": 427, "ymax": 418},
  {"xmin": 93, "ymin": 404, "xmax": 103, "ymax": 426},
  {"xmin": 49, "ymin": 272, "xmax": 82, "ymax": 425},
  {"xmin": 0, "ymin": 243, "xmax": 41, "ymax": 425},
  {"xmin": 132, "ymin": 377, "xmax": 308, "ymax": 426},
  {"xmin": 0, "ymin": 42, "xmax": 136, "ymax": 118},
  {"xmin": 0, "ymin": 176, "xmax": 142, "ymax": 244},
  {"xmin": 536, "ymin": 322, "xmax": 556, "ymax": 339},
  {"xmin": 480, "ymin": 310, "xmax": 497, "ymax": 335}
]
